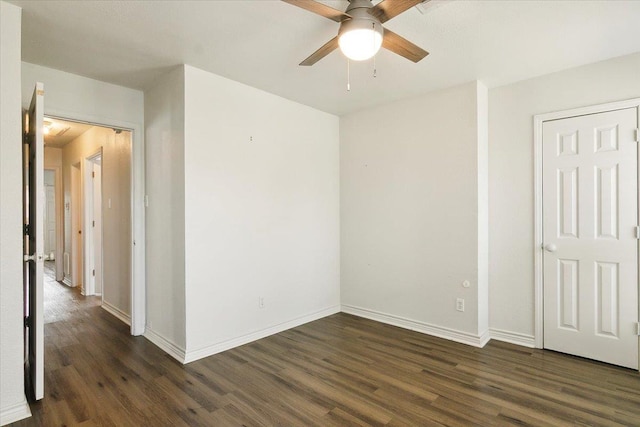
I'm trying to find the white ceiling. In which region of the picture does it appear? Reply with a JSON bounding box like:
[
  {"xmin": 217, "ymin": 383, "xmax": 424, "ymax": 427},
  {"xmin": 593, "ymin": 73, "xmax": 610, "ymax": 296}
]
[{"xmin": 10, "ymin": 0, "xmax": 640, "ymax": 116}]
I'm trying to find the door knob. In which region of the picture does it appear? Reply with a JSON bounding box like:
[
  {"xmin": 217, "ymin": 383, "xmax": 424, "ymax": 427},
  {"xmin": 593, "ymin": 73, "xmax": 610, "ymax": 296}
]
[{"xmin": 544, "ymin": 243, "xmax": 557, "ymax": 253}]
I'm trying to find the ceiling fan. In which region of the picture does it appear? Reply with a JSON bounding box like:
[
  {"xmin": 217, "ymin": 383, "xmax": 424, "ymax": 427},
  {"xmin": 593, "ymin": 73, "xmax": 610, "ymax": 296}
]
[{"xmin": 283, "ymin": 0, "xmax": 429, "ymax": 66}]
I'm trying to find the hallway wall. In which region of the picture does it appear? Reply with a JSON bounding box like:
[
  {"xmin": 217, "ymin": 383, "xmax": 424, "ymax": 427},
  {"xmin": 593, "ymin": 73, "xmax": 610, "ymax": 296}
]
[
  {"xmin": 62, "ymin": 127, "xmax": 101, "ymax": 289},
  {"xmin": 62, "ymin": 126, "xmax": 132, "ymax": 320}
]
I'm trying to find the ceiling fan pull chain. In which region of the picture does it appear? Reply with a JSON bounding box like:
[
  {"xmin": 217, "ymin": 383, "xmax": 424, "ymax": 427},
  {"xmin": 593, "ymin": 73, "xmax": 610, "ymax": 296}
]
[
  {"xmin": 373, "ymin": 54, "xmax": 377, "ymax": 78},
  {"xmin": 347, "ymin": 58, "xmax": 351, "ymax": 91},
  {"xmin": 372, "ymin": 23, "xmax": 377, "ymax": 78}
]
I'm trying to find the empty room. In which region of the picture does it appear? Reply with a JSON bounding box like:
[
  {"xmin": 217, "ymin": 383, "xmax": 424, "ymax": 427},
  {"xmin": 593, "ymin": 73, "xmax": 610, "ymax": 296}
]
[{"xmin": 1, "ymin": 0, "xmax": 640, "ymax": 425}]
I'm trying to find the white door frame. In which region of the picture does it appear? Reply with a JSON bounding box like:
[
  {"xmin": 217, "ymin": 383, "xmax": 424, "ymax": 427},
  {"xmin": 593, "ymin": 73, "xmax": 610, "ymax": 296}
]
[
  {"xmin": 83, "ymin": 149, "xmax": 102, "ymax": 297},
  {"xmin": 70, "ymin": 162, "xmax": 82, "ymax": 288},
  {"xmin": 92, "ymin": 161, "xmax": 103, "ymax": 297},
  {"xmin": 45, "ymin": 109, "xmax": 145, "ymax": 336},
  {"xmin": 533, "ymin": 97, "xmax": 640, "ymax": 354}
]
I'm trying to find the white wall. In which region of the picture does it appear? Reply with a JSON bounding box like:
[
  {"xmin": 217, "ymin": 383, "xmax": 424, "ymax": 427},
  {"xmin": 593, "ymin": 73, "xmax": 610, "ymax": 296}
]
[
  {"xmin": 144, "ymin": 66, "xmax": 187, "ymax": 352},
  {"xmin": 340, "ymin": 81, "xmax": 488, "ymax": 343},
  {"xmin": 22, "ymin": 62, "xmax": 144, "ymax": 125},
  {"xmin": 489, "ymin": 52, "xmax": 640, "ymax": 338},
  {"xmin": 22, "ymin": 61, "xmax": 146, "ymax": 334},
  {"xmin": 0, "ymin": 2, "xmax": 30, "ymax": 425},
  {"xmin": 182, "ymin": 65, "xmax": 340, "ymax": 361}
]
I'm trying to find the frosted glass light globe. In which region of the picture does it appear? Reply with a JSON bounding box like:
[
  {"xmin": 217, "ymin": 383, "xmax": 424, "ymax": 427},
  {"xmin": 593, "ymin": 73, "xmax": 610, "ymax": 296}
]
[{"xmin": 338, "ymin": 21, "xmax": 383, "ymax": 61}]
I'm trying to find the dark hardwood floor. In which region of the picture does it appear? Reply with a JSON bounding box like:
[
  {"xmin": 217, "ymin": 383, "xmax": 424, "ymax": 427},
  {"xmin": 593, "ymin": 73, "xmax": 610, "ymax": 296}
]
[{"xmin": 11, "ymin": 265, "xmax": 640, "ymax": 426}]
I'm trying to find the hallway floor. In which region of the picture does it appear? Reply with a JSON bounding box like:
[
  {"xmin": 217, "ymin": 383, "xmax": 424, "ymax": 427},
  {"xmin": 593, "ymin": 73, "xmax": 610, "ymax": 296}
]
[{"xmin": 43, "ymin": 261, "xmax": 100, "ymax": 324}]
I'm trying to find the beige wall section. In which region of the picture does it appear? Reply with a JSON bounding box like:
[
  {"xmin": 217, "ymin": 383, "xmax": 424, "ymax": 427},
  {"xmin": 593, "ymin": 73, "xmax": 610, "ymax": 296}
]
[
  {"xmin": 341, "ymin": 81, "xmax": 487, "ymax": 340},
  {"xmin": 102, "ymin": 130, "xmax": 132, "ymax": 316},
  {"xmin": 62, "ymin": 126, "xmax": 132, "ymax": 317},
  {"xmin": 0, "ymin": 2, "xmax": 31, "ymax": 425},
  {"xmin": 44, "ymin": 146, "xmax": 62, "ymax": 167},
  {"xmin": 488, "ymin": 52, "xmax": 640, "ymax": 338}
]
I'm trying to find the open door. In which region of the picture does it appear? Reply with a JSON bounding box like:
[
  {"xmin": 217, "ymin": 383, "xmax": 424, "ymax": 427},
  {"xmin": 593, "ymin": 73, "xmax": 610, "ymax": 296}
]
[{"xmin": 23, "ymin": 82, "xmax": 45, "ymax": 401}]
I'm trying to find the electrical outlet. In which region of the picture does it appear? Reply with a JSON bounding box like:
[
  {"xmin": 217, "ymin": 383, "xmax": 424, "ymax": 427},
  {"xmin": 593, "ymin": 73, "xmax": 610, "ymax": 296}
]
[
  {"xmin": 258, "ymin": 297, "xmax": 265, "ymax": 309},
  {"xmin": 456, "ymin": 298, "xmax": 465, "ymax": 312}
]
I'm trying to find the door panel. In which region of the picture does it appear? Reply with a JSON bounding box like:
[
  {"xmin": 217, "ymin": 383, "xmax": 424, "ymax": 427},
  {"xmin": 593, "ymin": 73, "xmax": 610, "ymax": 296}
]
[
  {"xmin": 558, "ymin": 167, "xmax": 578, "ymax": 238},
  {"xmin": 558, "ymin": 258, "xmax": 579, "ymax": 330},
  {"xmin": 543, "ymin": 107, "xmax": 638, "ymax": 369},
  {"xmin": 595, "ymin": 261, "xmax": 618, "ymax": 337},
  {"xmin": 23, "ymin": 82, "xmax": 45, "ymax": 400}
]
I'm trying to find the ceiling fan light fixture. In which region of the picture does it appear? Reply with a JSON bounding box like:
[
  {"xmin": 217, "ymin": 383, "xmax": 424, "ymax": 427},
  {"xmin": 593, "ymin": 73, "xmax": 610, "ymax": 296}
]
[
  {"xmin": 338, "ymin": 19, "xmax": 383, "ymax": 61},
  {"xmin": 43, "ymin": 120, "xmax": 53, "ymax": 135}
]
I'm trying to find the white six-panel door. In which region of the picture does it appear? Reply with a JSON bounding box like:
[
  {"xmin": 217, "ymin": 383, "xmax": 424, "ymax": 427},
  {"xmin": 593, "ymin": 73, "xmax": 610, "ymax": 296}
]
[{"xmin": 542, "ymin": 107, "xmax": 638, "ymax": 369}]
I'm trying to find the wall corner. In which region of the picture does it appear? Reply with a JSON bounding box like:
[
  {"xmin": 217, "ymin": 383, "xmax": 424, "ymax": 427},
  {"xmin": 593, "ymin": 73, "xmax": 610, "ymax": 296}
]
[{"xmin": 476, "ymin": 80, "xmax": 490, "ymax": 335}]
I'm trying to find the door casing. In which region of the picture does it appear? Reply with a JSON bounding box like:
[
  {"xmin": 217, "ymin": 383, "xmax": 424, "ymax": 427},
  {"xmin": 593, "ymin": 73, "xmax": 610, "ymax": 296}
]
[
  {"xmin": 83, "ymin": 149, "xmax": 103, "ymax": 297},
  {"xmin": 533, "ymin": 98, "xmax": 640, "ymax": 369}
]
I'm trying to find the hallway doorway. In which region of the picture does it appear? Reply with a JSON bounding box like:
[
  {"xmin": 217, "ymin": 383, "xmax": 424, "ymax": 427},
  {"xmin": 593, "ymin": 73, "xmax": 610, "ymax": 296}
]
[{"xmin": 43, "ymin": 117, "xmax": 133, "ymax": 327}]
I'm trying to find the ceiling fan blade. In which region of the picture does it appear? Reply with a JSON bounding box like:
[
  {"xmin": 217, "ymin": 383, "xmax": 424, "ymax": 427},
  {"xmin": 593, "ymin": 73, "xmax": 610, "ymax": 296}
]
[
  {"xmin": 382, "ymin": 28, "xmax": 429, "ymax": 63},
  {"xmin": 282, "ymin": 0, "xmax": 350, "ymax": 23},
  {"xmin": 299, "ymin": 36, "xmax": 339, "ymax": 66},
  {"xmin": 370, "ymin": 0, "xmax": 427, "ymax": 23}
]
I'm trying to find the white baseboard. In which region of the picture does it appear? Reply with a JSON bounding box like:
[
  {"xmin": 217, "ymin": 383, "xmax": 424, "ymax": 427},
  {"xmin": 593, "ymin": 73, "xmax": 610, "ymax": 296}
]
[
  {"xmin": 102, "ymin": 301, "xmax": 131, "ymax": 326},
  {"xmin": 62, "ymin": 277, "xmax": 73, "ymax": 287},
  {"xmin": 184, "ymin": 305, "xmax": 341, "ymax": 364},
  {"xmin": 478, "ymin": 328, "xmax": 491, "ymax": 347},
  {"xmin": 489, "ymin": 327, "xmax": 535, "ymax": 348},
  {"xmin": 0, "ymin": 398, "xmax": 31, "ymax": 426},
  {"xmin": 341, "ymin": 304, "xmax": 490, "ymax": 348},
  {"xmin": 144, "ymin": 327, "xmax": 187, "ymax": 363}
]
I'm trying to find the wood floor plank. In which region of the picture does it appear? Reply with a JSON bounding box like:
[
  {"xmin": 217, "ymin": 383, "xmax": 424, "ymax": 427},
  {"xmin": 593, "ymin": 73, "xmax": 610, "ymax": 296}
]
[{"xmin": 10, "ymin": 264, "xmax": 640, "ymax": 426}]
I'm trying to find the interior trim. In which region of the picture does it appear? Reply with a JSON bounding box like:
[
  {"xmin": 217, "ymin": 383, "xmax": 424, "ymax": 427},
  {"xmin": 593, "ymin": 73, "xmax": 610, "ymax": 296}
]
[
  {"xmin": 184, "ymin": 305, "xmax": 341, "ymax": 364},
  {"xmin": 0, "ymin": 398, "xmax": 31, "ymax": 426},
  {"xmin": 342, "ymin": 304, "xmax": 491, "ymax": 348},
  {"xmin": 533, "ymin": 97, "xmax": 640, "ymax": 351}
]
